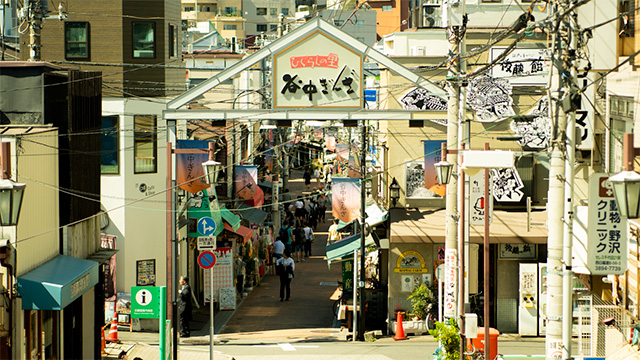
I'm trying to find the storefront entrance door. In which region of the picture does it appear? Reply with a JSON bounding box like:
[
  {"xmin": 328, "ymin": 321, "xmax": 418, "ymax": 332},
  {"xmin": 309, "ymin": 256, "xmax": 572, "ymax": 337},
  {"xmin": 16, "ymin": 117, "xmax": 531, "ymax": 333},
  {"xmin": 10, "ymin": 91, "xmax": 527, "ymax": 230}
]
[{"xmin": 63, "ymin": 297, "xmax": 83, "ymax": 358}]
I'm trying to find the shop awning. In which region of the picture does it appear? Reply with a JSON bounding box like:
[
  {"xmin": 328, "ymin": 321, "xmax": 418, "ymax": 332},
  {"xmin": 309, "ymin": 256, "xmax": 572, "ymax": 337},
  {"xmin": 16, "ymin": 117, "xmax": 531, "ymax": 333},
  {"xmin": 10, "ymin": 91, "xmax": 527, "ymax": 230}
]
[
  {"xmin": 390, "ymin": 208, "xmax": 548, "ymax": 244},
  {"xmin": 223, "ymin": 222, "xmax": 253, "ymax": 243},
  {"xmin": 326, "ymin": 233, "xmax": 377, "ymax": 265},
  {"xmin": 18, "ymin": 255, "xmax": 99, "ymax": 310},
  {"xmin": 237, "ymin": 203, "xmax": 268, "ymax": 225},
  {"xmin": 220, "ymin": 206, "xmax": 241, "ymax": 231},
  {"xmin": 336, "ymin": 205, "xmax": 388, "ymax": 231}
]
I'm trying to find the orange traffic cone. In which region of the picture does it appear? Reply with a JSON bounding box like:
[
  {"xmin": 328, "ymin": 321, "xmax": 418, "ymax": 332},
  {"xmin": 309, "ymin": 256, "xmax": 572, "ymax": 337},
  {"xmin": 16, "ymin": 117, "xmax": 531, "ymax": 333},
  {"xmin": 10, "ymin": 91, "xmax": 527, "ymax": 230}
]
[
  {"xmin": 100, "ymin": 326, "xmax": 107, "ymax": 354},
  {"xmin": 106, "ymin": 317, "xmax": 120, "ymax": 343},
  {"xmin": 393, "ymin": 311, "xmax": 407, "ymax": 341}
]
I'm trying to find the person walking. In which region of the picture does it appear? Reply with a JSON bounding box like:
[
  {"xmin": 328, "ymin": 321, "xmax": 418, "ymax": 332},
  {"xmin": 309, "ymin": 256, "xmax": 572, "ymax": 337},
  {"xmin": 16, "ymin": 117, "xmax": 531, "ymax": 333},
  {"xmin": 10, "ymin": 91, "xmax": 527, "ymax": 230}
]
[
  {"xmin": 314, "ymin": 166, "xmax": 322, "ymax": 188},
  {"xmin": 272, "ymin": 237, "xmax": 285, "ymax": 274},
  {"xmin": 327, "ymin": 219, "xmax": 342, "ymax": 245},
  {"xmin": 178, "ymin": 276, "xmax": 192, "ymax": 338},
  {"xmin": 279, "ymin": 221, "xmax": 293, "ymax": 254},
  {"xmin": 303, "ymin": 221, "xmax": 314, "ymax": 257},
  {"xmin": 295, "ymin": 196, "xmax": 306, "ymax": 224},
  {"xmin": 317, "ymin": 193, "xmax": 327, "ymax": 223},
  {"xmin": 308, "ymin": 198, "xmax": 318, "ymax": 230},
  {"xmin": 292, "ymin": 222, "xmax": 305, "ymax": 262},
  {"xmin": 276, "ymin": 250, "xmax": 295, "ymax": 302},
  {"xmin": 303, "ymin": 168, "xmax": 312, "ymax": 189}
]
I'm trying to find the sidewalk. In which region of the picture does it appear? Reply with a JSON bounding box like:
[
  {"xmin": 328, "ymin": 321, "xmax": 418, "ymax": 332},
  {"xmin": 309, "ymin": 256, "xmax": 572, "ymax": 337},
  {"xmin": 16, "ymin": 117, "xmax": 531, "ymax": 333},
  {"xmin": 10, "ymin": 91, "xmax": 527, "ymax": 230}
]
[{"xmin": 104, "ymin": 169, "xmax": 343, "ymax": 359}]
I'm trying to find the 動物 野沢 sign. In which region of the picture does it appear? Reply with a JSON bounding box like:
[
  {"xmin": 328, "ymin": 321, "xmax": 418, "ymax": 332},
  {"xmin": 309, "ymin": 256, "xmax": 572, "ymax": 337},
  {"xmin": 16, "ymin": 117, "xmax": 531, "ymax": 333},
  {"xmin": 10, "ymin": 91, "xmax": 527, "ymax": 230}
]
[{"xmin": 273, "ymin": 31, "xmax": 363, "ymax": 108}]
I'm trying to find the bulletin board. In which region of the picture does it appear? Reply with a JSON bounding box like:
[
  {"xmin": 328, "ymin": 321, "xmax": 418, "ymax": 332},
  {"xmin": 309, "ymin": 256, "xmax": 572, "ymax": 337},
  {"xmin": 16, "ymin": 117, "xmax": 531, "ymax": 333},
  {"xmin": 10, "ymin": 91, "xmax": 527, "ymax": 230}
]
[{"xmin": 136, "ymin": 259, "xmax": 156, "ymax": 286}]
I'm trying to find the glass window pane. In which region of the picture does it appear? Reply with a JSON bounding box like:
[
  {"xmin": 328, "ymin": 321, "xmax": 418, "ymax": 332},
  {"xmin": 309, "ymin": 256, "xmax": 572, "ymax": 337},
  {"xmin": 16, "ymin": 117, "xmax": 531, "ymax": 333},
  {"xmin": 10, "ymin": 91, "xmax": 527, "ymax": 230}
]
[
  {"xmin": 133, "ymin": 22, "xmax": 155, "ymax": 58},
  {"xmin": 101, "ymin": 116, "xmax": 119, "ymax": 174},
  {"xmin": 281, "ymin": 8, "xmax": 289, "ymax": 15},
  {"xmin": 256, "ymin": 7, "xmax": 267, "ymax": 15},
  {"xmin": 134, "ymin": 115, "xmax": 157, "ymax": 173},
  {"xmin": 65, "ymin": 22, "xmax": 89, "ymax": 59},
  {"xmin": 270, "ymin": 8, "xmax": 277, "ymax": 15}
]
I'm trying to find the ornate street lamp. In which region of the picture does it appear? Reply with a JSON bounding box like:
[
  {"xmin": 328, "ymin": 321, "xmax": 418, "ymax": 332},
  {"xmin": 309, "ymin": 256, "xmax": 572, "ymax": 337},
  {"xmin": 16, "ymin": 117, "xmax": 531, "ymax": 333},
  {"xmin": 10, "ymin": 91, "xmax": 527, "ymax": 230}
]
[
  {"xmin": 389, "ymin": 177, "xmax": 400, "ymax": 207},
  {"xmin": 202, "ymin": 142, "xmax": 222, "ymax": 185},
  {"xmin": 434, "ymin": 160, "xmax": 454, "ymax": 185},
  {"xmin": 609, "ymin": 133, "xmax": 640, "ymax": 219},
  {"xmin": 0, "ymin": 143, "xmax": 25, "ymax": 226}
]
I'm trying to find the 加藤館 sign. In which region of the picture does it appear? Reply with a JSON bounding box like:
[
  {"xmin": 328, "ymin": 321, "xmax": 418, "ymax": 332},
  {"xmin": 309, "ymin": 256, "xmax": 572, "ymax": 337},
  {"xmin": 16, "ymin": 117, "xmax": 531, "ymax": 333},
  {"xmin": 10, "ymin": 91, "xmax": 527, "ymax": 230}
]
[{"xmin": 273, "ymin": 31, "xmax": 363, "ymax": 109}]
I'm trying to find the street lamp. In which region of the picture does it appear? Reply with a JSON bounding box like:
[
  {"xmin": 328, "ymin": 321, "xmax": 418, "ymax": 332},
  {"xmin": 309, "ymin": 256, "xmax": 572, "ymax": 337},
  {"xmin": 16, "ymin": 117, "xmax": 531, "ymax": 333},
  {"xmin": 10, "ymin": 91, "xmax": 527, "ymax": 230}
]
[
  {"xmin": 609, "ymin": 133, "xmax": 640, "ymax": 219},
  {"xmin": 202, "ymin": 143, "xmax": 222, "ymax": 185},
  {"xmin": 0, "ymin": 142, "xmax": 25, "ymax": 226},
  {"xmin": 434, "ymin": 161, "xmax": 454, "ymax": 186},
  {"xmin": 389, "ymin": 177, "xmax": 400, "ymax": 207}
]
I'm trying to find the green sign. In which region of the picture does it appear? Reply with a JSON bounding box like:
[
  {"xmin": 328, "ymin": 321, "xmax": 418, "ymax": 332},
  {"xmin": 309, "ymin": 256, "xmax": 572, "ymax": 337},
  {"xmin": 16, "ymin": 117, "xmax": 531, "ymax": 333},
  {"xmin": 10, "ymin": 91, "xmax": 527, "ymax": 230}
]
[
  {"xmin": 342, "ymin": 259, "xmax": 354, "ymax": 291},
  {"xmin": 131, "ymin": 286, "xmax": 160, "ymax": 319}
]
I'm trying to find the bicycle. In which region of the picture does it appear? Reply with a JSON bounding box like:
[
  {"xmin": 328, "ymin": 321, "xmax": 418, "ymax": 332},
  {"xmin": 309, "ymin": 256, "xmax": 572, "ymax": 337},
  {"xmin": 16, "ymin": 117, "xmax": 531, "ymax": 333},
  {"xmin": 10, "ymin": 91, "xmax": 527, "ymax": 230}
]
[{"xmin": 469, "ymin": 291, "xmax": 484, "ymax": 327}]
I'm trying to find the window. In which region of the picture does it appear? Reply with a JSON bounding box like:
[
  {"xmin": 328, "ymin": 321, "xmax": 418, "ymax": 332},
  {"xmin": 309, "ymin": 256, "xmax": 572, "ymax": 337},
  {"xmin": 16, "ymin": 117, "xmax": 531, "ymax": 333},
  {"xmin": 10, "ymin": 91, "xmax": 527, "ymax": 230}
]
[
  {"xmin": 203, "ymin": 6, "xmax": 214, "ymax": 12},
  {"xmin": 223, "ymin": 24, "xmax": 237, "ymax": 30},
  {"xmin": 101, "ymin": 116, "xmax": 119, "ymax": 174},
  {"xmin": 333, "ymin": 20, "xmax": 344, "ymax": 26},
  {"xmin": 256, "ymin": 7, "xmax": 267, "ymax": 15},
  {"xmin": 168, "ymin": 24, "xmax": 177, "ymax": 58},
  {"xmin": 134, "ymin": 115, "xmax": 157, "ymax": 173},
  {"xmin": 64, "ymin": 22, "xmax": 89, "ymax": 59},
  {"xmin": 133, "ymin": 22, "xmax": 155, "ymax": 58},
  {"xmin": 184, "ymin": 6, "xmax": 194, "ymax": 11},
  {"xmin": 281, "ymin": 8, "xmax": 289, "ymax": 15},
  {"xmin": 609, "ymin": 96, "xmax": 634, "ymax": 173},
  {"xmin": 382, "ymin": 5, "xmax": 392, "ymax": 11},
  {"xmin": 270, "ymin": 8, "xmax": 277, "ymax": 15},
  {"xmin": 256, "ymin": 24, "xmax": 267, "ymax": 32},
  {"xmin": 225, "ymin": 7, "xmax": 238, "ymax": 15},
  {"xmin": 270, "ymin": 24, "xmax": 278, "ymax": 32}
]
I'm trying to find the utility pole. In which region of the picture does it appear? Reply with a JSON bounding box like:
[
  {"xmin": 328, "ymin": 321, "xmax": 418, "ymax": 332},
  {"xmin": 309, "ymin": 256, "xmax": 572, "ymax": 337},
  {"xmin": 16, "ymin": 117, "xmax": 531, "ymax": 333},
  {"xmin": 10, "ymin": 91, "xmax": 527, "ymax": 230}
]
[
  {"xmin": 546, "ymin": 1, "xmax": 575, "ymax": 358},
  {"xmin": 358, "ymin": 120, "xmax": 367, "ymax": 341},
  {"xmin": 457, "ymin": 2, "xmax": 467, "ymax": 355},
  {"xmin": 443, "ymin": 0, "xmax": 460, "ymax": 322},
  {"xmin": 26, "ymin": 0, "xmax": 43, "ymax": 61}
]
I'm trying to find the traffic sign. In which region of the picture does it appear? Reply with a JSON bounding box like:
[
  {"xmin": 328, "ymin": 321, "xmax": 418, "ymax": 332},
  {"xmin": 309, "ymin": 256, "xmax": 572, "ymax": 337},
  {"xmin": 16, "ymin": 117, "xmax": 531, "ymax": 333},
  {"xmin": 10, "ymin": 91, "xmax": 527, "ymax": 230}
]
[
  {"xmin": 198, "ymin": 251, "xmax": 217, "ymax": 269},
  {"xmin": 197, "ymin": 236, "xmax": 216, "ymax": 250},
  {"xmin": 197, "ymin": 217, "xmax": 216, "ymax": 236},
  {"xmin": 131, "ymin": 286, "xmax": 160, "ymax": 319}
]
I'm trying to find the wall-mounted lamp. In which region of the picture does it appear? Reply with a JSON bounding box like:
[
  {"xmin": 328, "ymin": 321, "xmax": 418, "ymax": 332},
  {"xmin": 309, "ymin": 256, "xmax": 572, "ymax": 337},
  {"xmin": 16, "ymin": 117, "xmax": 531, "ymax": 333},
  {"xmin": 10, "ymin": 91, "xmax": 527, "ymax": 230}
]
[
  {"xmin": 608, "ymin": 133, "xmax": 640, "ymax": 219},
  {"xmin": 389, "ymin": 177, "xmax": 400, "ymax": 207},
  {"xmin": 0, "ymin": 143, "xmax": 25, "ymax": 226}
]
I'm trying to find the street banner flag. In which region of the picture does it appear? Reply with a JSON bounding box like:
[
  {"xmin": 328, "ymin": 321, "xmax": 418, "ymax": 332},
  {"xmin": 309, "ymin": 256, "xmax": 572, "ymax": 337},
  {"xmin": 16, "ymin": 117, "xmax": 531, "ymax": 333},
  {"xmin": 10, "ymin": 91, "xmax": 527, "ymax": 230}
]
[
  {"xmin": 235, "ymin": 165, "xmax": 264, "ymax": 208},
  {"xmin": 423, "ymin": 140, "xmax": 446, "ymax": 197},
  {"xmin": 332, "ymin": 177, "xmax": 360, "ymax": 223},
  {"xmin": 176, "ymin": 140, "xmax": 210, "ymax": 194}
]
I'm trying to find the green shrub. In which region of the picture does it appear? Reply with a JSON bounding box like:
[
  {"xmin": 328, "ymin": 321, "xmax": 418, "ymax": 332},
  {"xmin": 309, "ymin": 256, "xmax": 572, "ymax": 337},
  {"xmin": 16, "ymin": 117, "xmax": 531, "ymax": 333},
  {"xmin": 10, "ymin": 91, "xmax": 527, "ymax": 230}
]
[
  {"xmin": 408, "ymin": 284, "xmax": 434, "ymax": 320},
  {"xmin": 429, "ymin": 319, "xmax": 460, "ymax": 360}
]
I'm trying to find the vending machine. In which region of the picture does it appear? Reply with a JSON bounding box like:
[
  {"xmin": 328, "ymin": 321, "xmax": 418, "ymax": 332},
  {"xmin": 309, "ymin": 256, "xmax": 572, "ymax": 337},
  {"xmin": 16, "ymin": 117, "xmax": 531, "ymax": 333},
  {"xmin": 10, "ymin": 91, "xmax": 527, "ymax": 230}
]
[
  {"xmin": 538, "ymin": 263, "xmax": 548, "ymax": 335},
  {"xmin": 518, "ymin": 263, "xmax": 539, "ymax": 335}
]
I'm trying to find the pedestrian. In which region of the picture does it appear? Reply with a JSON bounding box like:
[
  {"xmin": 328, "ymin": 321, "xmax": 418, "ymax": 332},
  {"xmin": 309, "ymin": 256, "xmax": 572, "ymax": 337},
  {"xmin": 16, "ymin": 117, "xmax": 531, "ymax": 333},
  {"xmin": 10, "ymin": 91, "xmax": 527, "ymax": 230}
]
[
  {"xmin": 328, "ymin": 219, "xmax": 342, "ymax": 245},
  {"xmin": 276, "ymin": 250, "xmax": 295, "ymax": 302},
  {"xmin": 314, "ymin": 166, "xmax": 322, "ymax": 187},
  {"xmin": 235, "ymin": 255, "xmax": 245, "ymax": 300},
  {"xmin": 279, "ymin": 221, "xmax": 293, "ymax": 254},
  {"xmin": 293, "ymin": 222, "xmax": 305, "ymax": 262},
  {"xmin": 303, "ymin": 168, "xmax": 312, "ymax": 189},
  {"xmin": 317, "ymin": 193, "xmax": 327, "ymax": 223},
  {"xmin": 295, "ymin": 196, "xmax": 306, "ymax": 223},
  {"xmin": 303, "ymin": 221, "xmax": 314, "ymax": 257},
  {"xmin": 178, "ymin": 276, "xmax": 192, "ymax": 338},
  {"xmin": 308, "ymin": 199, "xmax": 318, "ymax": 230}
]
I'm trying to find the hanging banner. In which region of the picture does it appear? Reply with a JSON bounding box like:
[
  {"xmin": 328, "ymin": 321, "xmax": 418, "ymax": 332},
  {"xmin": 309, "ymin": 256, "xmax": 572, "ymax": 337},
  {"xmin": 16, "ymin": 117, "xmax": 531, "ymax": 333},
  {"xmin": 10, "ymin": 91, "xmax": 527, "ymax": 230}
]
[
  {"xmin": 491, "ymin": 168, "xmax": 525, "ymax": 202},
  {"xmin": 336, "ymin": 143, "xmax": 349, "ymax": 162},
  {"xmin": 348, "ymin": 155, "xmax": 360, "ymax": 178},
  {"xmin": 235, "ymin": 165, "xmax": 264, "ymax": 208},
  {"xmin": 400, "ymin": 87, "xmax": 448, "ymax": 126},
  {"xmin": 100, "ymin": 235, "xmax": 117, "ymax": 301},
  {"xmin": 444, "ymin": 249, "xmax": 457, "ymax": 318},
  {"xmin": 587, "ymin": 173, "xmax": 628, "ymax": 275},
  {"xmin": 176, "ymin": 140, "xmax": 210, "ymax": 194},
  {"xmin": 326, "ymin": 135, "xmax": 336, "ymax": 152},
  {"xmin": 332, "ymin": 177, "xmax": 361, "ymax": 223},
  {"xmin": 423, "ymin": 140, "xmax": 447, "ymax": 197}
]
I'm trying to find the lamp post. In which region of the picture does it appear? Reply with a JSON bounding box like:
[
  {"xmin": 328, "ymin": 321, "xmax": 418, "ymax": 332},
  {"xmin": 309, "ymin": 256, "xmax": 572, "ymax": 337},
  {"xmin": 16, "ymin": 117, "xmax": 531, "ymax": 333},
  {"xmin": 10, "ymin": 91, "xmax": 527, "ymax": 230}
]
[
  {"xmin": 0, "ymin": 141, "xmax": 26, "ymax": 360},
  {"xmin": 202, "ymin": 142, "xmax": 221, "ymax": 360},
  {"xmin": 609, "ymin": 133, "xmax": 640, "ymax": 219},
  {"xmin": 389, "ymin": 178, "xmax": 400, "ymax": 207}
]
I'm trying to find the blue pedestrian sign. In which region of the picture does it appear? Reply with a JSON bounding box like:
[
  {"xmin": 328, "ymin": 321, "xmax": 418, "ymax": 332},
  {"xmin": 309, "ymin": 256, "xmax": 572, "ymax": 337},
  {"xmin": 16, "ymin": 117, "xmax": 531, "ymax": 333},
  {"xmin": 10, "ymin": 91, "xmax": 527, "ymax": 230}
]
[{"xmin": 197, "ymin": 217, "xmax": 216, "ymax": 236}]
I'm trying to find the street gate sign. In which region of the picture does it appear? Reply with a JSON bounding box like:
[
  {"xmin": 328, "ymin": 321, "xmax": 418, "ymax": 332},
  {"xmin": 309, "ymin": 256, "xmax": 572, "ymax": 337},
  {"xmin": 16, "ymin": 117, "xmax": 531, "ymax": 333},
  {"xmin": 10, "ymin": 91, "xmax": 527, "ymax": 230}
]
[{"xmin": 131, "ymin": 286, "xmax": 160, "ymax": 319}]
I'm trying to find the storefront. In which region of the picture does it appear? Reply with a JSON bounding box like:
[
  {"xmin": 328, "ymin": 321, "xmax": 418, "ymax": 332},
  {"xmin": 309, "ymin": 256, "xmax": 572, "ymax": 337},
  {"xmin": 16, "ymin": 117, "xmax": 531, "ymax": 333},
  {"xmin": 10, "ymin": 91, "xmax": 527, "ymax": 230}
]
[
  {"xmin": 388, "ymin": 208, "xmax": 548, "ymax": 334},
  {"xmin": 17, "ymin": 255, "xmax": 99, "ymax": 359}
]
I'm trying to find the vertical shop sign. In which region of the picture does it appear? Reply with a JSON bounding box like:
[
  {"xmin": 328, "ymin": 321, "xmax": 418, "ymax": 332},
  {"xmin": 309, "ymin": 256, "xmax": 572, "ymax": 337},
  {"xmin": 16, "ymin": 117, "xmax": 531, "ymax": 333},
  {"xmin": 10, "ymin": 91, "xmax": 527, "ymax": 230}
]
[
  {"xmin": 444, "ymin": 249, "xmax": 457, "ymax": 318},
  {"xmin": 470, "ymin": 171, "xmax": 493, "ymax": 225},
  {"xmin": 235, "ymin": 165, "xmax": 264, "ymax": 208},
  {"xmin": 587, "ymin": 173, "xmax": 628, "ymax": 275},
  {"xmin": 332, "ymin": 177, "xmax": 361, "ymax": 223},
  {"xmin": 176, "ymin": 140, "xmax": 210, "ymax": 194}
]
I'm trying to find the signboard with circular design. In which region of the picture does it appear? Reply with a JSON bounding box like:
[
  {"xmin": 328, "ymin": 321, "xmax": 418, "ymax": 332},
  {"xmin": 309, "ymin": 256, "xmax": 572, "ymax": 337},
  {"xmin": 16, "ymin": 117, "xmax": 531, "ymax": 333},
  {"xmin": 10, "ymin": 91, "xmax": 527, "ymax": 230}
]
[{"xmin": 198, "ymin": 251, "xmax": 217, "ymax": 269}]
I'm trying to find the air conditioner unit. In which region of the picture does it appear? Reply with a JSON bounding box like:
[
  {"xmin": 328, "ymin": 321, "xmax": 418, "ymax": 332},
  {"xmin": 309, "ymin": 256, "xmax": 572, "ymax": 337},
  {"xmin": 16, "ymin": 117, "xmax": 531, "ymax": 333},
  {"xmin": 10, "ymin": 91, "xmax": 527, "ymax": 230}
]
[{"xmin": 422, "ymin": 4, "xmax": 442, "ymax": 28}]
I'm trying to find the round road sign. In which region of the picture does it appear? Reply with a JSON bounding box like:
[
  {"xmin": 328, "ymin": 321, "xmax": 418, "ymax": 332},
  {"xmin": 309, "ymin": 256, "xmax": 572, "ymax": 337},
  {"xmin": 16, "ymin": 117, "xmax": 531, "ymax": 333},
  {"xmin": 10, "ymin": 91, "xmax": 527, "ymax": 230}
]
[{"xmin": 198, "ymin": 251, "xmax": 216, "ymax": 269}]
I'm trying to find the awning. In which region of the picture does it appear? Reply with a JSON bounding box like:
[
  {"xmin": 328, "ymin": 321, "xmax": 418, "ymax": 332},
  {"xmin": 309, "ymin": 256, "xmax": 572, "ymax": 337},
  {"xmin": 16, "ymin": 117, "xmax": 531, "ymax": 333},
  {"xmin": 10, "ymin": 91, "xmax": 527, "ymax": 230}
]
[
  {"xmin": 337, "ymin": 205, "xmax": 388, "ymax": 231},
  {"xmin": 390, "ymin": 208, "xmax": 548, "ymax": 244},
  {"xmin": 220, "ymin": 206, "xmax": 241, "ymax": 231},
  {"xmin": 326, "ymin": 233, "xmax": 377, "ymax": 265},
  {"xmin": 237, "ymin": 203, "xmax": 268, "ymax": 225},
  {"xmin": 18, "ymin": 255, "xmax": 99, "ymax": 310},
  {"xmin": 223, "ymin": 222, "xmax": 253, "ymax": 243}
]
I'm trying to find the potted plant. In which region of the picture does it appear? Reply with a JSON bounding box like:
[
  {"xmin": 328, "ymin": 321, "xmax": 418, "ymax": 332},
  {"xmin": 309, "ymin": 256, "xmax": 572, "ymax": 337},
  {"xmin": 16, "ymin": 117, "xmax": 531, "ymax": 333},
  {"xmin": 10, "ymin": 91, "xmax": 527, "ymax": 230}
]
[
  {"xmin": 429, "ymin": 319, "xmax": 460, "ymax": 360},
  {"xmin": 408, "ymin": 284, "xmax": 437, "ymax": 328}
]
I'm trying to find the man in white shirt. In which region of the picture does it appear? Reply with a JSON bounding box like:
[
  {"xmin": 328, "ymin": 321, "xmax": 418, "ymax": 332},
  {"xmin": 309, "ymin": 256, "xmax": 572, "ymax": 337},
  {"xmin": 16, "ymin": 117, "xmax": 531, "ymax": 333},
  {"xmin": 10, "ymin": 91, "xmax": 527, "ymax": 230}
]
[{"xmin": 276, "ymin": 251, "xmax": 295, "ymax": 302}]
